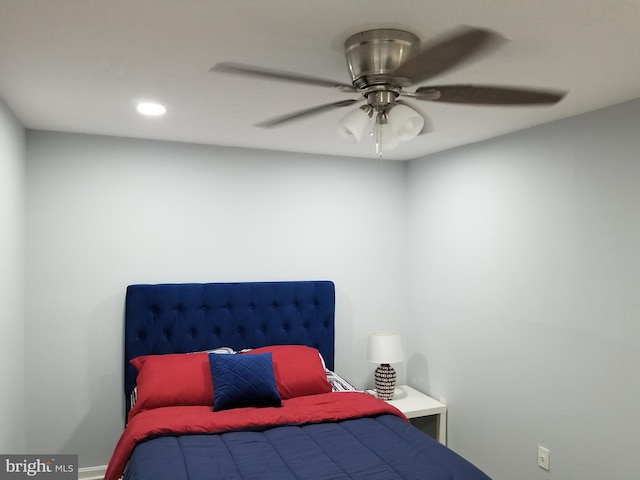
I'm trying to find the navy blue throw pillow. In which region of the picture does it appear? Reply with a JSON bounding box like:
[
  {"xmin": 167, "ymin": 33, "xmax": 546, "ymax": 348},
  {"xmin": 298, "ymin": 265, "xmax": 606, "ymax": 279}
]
[{"xmin": 209, "ymin": 352, "xmax": 282, "ymax": 411}]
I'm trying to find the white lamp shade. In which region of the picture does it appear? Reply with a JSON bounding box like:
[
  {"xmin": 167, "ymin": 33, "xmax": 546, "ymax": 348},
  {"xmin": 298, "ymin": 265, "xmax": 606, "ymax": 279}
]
[
  {"xmin": 376, "ymin": 122, "xmax": 400, "ymax": 151},
  {"xmin": 367, "ymin": 331, "xmax": 403, "ymax": 364},
  {"xmin": 388, "ymin": 104, "xmax": 424, "ymax": 142},
  {"xmin": 338, "ymin": 107, "xmax": 371, "ymax": 143}
]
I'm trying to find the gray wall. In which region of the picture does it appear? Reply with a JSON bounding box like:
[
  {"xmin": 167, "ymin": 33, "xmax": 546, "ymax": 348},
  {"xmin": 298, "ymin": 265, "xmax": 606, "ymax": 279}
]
[
  {"xmin": 406, "ymin": 99, "xmax": 640, "ymax": 479},
  {"xmin": 0, "ymin": 98, "xmax": 26, "ymax": 452},
  {"xmin": 24, "ymin": 132, "xmax": 408, "ymax": 467}
]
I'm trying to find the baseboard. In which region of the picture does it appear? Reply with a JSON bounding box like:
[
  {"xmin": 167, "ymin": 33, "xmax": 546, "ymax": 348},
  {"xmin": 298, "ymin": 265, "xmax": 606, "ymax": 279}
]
[{"xmin": 78, "ymin": 465, "xmax": 107, "ymax": 480}]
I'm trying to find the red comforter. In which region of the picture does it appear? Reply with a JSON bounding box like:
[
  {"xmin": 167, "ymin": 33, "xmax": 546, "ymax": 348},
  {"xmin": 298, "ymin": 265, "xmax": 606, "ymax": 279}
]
[{"xmin": 105, "ymin": 392, "xmax": 406, "ymax": 480}]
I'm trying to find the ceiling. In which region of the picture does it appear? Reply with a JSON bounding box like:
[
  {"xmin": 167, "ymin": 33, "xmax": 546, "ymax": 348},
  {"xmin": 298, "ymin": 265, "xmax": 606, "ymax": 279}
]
[{"xmin": 1, "ymin": 0, "xmax": 639, "ymax": 161}]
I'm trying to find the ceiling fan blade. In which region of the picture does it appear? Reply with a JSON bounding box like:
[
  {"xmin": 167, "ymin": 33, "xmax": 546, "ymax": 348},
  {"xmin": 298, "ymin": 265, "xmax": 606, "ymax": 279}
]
[
  {"xmin": 391, "ymin": 26, "xmax": 507, "ymax": 85},
  {"xmin": 256, "ymin": 99, "xmax": 361, "ymax": 128},
  {"xmin": 413, "ymin": 85, "xmax": 567, "ymax": 105},
  {"xmin": 211, "ymin": 62, "xmax": 356, "ymax": 92}
]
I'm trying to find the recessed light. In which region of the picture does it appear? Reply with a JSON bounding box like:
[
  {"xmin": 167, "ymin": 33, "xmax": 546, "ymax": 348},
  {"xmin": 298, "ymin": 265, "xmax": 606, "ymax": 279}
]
[{"xmin": 137, "ymin": 102, "xmax": 167, "ymax": 116}]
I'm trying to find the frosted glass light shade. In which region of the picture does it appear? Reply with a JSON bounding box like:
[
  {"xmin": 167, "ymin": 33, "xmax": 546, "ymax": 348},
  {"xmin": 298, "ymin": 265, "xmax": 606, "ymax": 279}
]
[
  {"xmin": 338, "ymin": 107, "xmax": 371, "ymax": 143},
  {"xmin": 367, "ymin": 331, "xmax": 403, "ymax": 364},
  {"xmin": 388, "ymin": 104, "xmax": 424, "ymax": 142},
  {"xmin": 376, "ymin": 122, "xmax": 400, "ymax": 151}
]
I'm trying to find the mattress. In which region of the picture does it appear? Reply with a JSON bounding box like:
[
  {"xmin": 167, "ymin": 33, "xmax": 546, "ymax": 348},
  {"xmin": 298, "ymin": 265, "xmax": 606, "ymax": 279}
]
[
  {"xmin": 124, "ymin": 414, "xmax": 488, "ymax": 480},
  {"xmin": 107, "ymin": 391, "xmax": 490, "ymax": 480}
]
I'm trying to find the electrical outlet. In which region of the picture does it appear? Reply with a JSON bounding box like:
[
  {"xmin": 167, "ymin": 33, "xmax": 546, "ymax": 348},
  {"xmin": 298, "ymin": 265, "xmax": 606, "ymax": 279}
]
[{"xmin": 537, "ymin": 446, "xmax": 550, "ymax": 471}]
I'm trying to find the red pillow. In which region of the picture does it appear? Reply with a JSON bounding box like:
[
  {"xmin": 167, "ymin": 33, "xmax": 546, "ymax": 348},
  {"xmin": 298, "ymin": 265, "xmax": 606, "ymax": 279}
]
[
  {"xmin": 129, "ymin": 352, "xmax": 213, "ymax": 419},
  {"xmin": 246, "ymin": 345, "xmax": 331, "ymax": 399}
]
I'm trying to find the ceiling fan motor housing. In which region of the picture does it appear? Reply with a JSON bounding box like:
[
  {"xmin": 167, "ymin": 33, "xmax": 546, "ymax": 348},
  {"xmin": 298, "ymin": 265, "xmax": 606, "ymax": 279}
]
[{"xmin": 344, "ymin": 29, "xmax": 420, "ymax": 90}]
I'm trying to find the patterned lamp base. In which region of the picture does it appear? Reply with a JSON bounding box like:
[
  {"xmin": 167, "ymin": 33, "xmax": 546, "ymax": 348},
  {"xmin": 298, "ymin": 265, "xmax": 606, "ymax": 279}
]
[{"xmin": 374, "ymin": 363, "xmax": 396, "ymax": 400}]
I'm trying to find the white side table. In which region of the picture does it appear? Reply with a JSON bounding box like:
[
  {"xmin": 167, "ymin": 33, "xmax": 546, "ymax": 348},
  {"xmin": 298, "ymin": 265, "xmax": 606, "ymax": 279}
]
[{"xmin": 367, "ymin": 385, "xmax": 448, "ymax": 445}]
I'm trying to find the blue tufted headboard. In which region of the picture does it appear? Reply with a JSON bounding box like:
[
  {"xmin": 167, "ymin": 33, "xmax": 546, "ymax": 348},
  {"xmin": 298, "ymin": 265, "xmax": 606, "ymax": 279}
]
[{"xmin": 124, "ymin": 280, "xmax": 335, "ymax": 413}]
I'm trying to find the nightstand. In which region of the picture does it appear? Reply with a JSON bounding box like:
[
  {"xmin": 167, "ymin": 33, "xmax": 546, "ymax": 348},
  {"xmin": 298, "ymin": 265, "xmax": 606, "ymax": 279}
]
[{"xmin": 367, "ymin": 385, "xmax": 447, "ymax": 445}]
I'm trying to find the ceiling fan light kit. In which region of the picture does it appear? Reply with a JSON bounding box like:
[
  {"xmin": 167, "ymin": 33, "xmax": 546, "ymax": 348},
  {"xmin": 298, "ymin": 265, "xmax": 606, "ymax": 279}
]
[
  {"xmin": 338, "ymin": 102, "xmax": 423, "ymax": 151},
  {"xmin": 212, "ymin": 26, "xmax": 566, "ymax": 157}
]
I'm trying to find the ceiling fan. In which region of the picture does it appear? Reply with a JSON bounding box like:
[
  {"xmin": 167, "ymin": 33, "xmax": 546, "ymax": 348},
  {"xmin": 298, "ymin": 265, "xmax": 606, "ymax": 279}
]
[{"xmin": 211, "ymin": 26, "xmax": 566, "ymax": 155}]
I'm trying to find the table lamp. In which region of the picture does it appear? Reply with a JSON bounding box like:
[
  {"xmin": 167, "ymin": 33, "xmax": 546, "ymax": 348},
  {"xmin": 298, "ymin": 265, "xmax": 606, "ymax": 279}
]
[{"xmin": 367, "ymin": 331, "xmax": 403, "ymax": 400}]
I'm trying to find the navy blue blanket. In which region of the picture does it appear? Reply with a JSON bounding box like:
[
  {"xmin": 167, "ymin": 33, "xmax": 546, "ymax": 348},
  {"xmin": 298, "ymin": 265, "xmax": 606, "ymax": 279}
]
[{"xmin": 124, "ymin": 415, "xmax": 490, "ymax": 480}]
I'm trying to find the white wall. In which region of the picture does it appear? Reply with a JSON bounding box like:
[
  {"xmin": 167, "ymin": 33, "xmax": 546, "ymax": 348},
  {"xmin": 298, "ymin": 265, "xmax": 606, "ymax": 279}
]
[
  {"xmin": 24, "ymin": 131, "xmax": 408, "ymax": 467},
  {"xmin": 406, "ymin": 99, "xmax": 640, "ymax": 479},
  {"xmin": 0, "ymin": 98, "xmax": 26, "ymax": 452}
]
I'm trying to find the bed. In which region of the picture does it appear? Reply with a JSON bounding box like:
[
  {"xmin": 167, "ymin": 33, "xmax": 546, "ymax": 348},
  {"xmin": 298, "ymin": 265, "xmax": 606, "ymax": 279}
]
[{"xmin": 105, "ymin": 280, "xmax": 491, "ymax": 480}]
